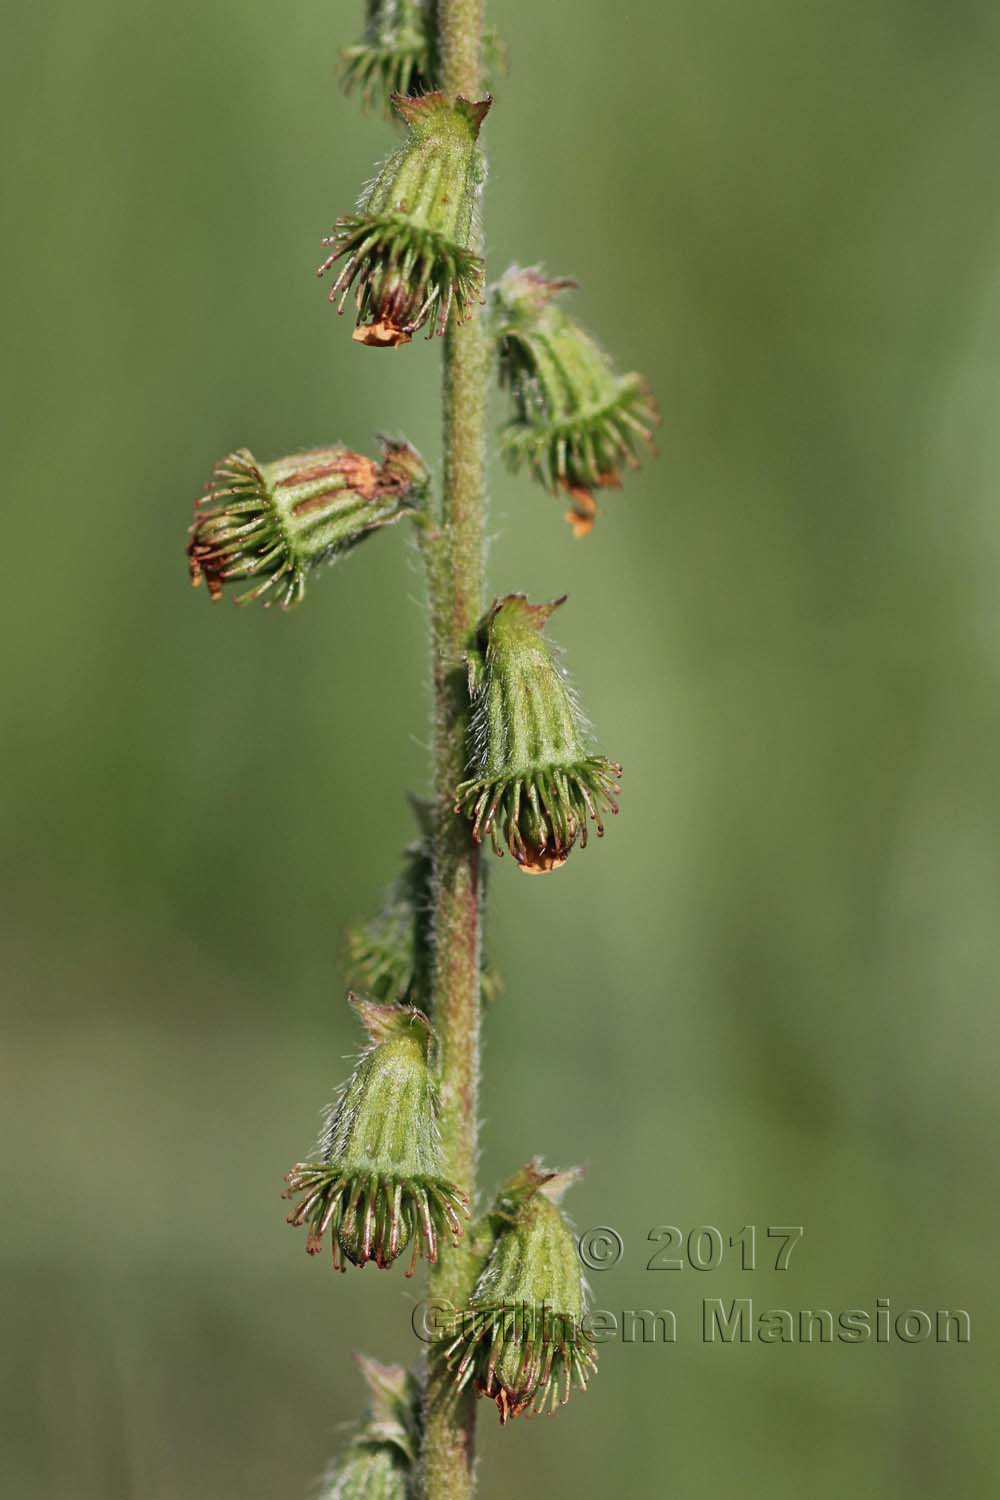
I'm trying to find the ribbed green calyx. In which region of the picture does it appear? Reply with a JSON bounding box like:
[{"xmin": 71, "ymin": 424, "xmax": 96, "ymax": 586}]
[
  {"xmin": 491, "ymin": 266, "xmax": 659, "ymax": 533},
  {"xmin": 319, "ymin": 92, "xmax": 491, "ymax": 346},
  {"xmin": 475, "ymin": 595, "xmax": 584, "ymax": 776},
  {"xmin": 319, "ymin": 1356, "xmax": 418, "ymax": 1499},
  {"xmin": 446, "ymin": 1162, "xmax": 597, "ymax": 1423},
  {"xmin": 455, "ymin": 594, "xmax": 622, "ymax": 872},
  {"xmin": 331, "ymin": 1003, "xmax": 438, "ymax": 1177},
  {"xmin": 284, "ymin": 997, "xmax": 467, "ymax": 1273},
  {"xmin": 187, "ymin": 439, "xmax": 427, "ymax": 608},
  {"xmin": 341, "ymin": 0, "xmax": 434, "ymax": 112}
]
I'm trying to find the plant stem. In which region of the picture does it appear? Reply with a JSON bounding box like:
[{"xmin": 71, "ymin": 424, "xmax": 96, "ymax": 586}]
[
  {"xmin": 419, "ymin": 4, "xmax": 486, "ymax": 1499},
  {"xmin": 437, "ymin": 0, "xmax": 483, "ymax": 98}
]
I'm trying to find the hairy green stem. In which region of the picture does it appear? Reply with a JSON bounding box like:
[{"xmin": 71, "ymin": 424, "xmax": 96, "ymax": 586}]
[
  {"xmin": 436, "ymin": 0, "xmax": 483, "ymax": 99},
  {"xmin": 419, "ymin": 4, "xmax": 487, "ymax": 1498}
]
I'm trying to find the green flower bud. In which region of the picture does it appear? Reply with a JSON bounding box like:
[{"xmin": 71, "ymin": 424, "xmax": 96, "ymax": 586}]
[
  {"xmin": 446, "ymin": 1163, "xmax": 597, "ymax": 1423},
  {"xmin": 284, "ymin": 996, "xmax": 467, "ymax": 1273},
  {"xmin": 352, "ymin": 1355, "xmax": 420, "ymax": 1459},
  {"xmin": 347, "ymin": 803, "xmax": 501, "ymax": 1007},
  {"xmin": 340, "ymin": 0, "xmax": 435, "ymax": 112},
  {"xmin": 491, "ymin": 266, "xmax": 659, "ymax": 534},
  {"xmin": 187, "ymin": 438, "xmax": 427, "ymax": 608},
  {"xmin": 455, "ymin": 595, "xmax": 621, "ymax": 873},
  {"xmin": 321, "ymin": 1446, "xmax": 407, "ymax": 1500},
  {"xmin": 319, "ymin": 92, "xmax": 491, "ymax": 348},
  {"xmin": 319, "ymin": 1356, "xmax": 418, "ymax": 1500},
  {"xmin": 346, "ymin": 804, "xmax": 434, "ymax": 1008},
  {"xmin": 340, "ymin": 3, "xmax": 507, "ymax": 118}
]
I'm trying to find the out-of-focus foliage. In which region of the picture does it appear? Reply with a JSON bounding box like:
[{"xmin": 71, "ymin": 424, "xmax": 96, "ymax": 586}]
[{"xmin": 3, "ymin": 2, "xmax": 1000, "ymax": 1497}]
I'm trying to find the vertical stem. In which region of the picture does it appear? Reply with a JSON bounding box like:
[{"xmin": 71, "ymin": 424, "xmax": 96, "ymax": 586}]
[
  {"xmin": 420, "ymin": 4, "xmax": 486, "ymax": 1499},
  {"xmin": 437, "ymin": 0, "xmax": 482, "ymax": 98},
  {"xmin": 427, "ymin": 317, "xmax": 488, "ymax": 1200}
]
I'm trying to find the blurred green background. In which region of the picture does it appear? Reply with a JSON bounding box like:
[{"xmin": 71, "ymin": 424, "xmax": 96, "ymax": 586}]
[{"xmin": 4, "ymin": 1, "xmax": 1000, "ymax": 1495}]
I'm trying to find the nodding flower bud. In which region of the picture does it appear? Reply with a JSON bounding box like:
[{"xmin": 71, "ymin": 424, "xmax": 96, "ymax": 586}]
[
  {"xmin": 455, "ymin": 595, "xmax": 621, "ymax": 873},
  {"xmin": 491, "ymin": 266, "xmax": 659, "ymax": 535},
  {"xmin": 187, "ymin": 438, "xmax": 427, "ymax": 608},
  {"xmin": 318, "ymin": 92, "xmax": 491, "ymax": 348},
  {"xmin": 319, "ymin": 1356, "xmax": 418, "ymax": 1500},
  {"xmin": 284, "ymin": 996, "xmax": 468, "ymax": 1273},
  {"xmin": 340, "ymin": 0, "xmax": 434, "ymax": 113},
  {"xmin": 445, "ymin": 1162, "xmax": 597, "ymax": 1423}
]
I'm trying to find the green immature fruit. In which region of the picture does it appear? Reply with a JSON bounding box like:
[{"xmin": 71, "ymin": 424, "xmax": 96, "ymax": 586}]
[
  {"xmin": 351, "ymin": 1355, "xmax": 420, "ymax": 1459},
  {"xmin": 319, "ymin": 1356, "xmax": 418, "ymax": 1499},
  {"xmin": 346, "ymin": 806, "xmax": 501, "ymax": 1007},
  {"xmin": 491, "ymin": 266, "xmax": 659, "ymax": 534},
  {"xmin": 346, "ymin": 835, "xmax": 434, "ymax": 1008},
  {"xmin": 446, "ymin": 1163, "xmax": 598, "ymax": 1423},
  {"xmin": 187, "ymin": 438, "xmax": 427, "ymax": 608},
  {"xmin": 319, "ymin": 92, "xmax": 491, "ymax": 347},
  {"xmin": 340, "ymin": 0, "xmax": 435, "ymax": 113},
  {"xmin": 321, "ymin": 1446, "xmax": 407, "ymax": 1500},
  {"xmin": 455, "ymin": 594, "xmax": 621, "ymax": 873},
  {"xmin": 340, "ymin": 1, "xmax": 507, "ymax": 118},
  {"xmin": 284, "ymin": 998, "xmax": 467, "ymax": 1273}
]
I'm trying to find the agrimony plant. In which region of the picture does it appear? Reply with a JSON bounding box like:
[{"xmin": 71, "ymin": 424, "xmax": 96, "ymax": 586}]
[{"xmin": 185, "ymin": 4, "xmax": 657, "ymax": 1497}]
